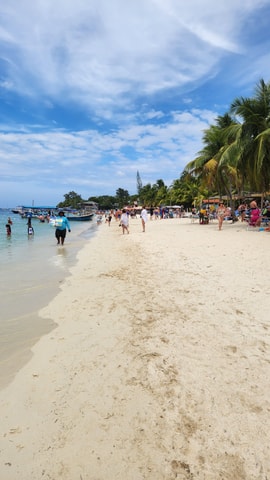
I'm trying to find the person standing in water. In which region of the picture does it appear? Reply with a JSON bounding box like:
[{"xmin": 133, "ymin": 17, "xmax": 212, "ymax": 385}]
[
  {"xmin": 27, "ymin": 217, "xmax": 34, "ymax": 236},
  {"xmin": 55, "ymin": 211, "xmax": 71, "ymax": 245}
]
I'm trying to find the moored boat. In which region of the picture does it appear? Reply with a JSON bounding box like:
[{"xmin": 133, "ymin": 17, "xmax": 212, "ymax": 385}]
[
  {"xmin": 12, "ymin": 206, "xmax": 24, "ymax": 214},
  {"xmin": 19, "ymin": 206, "xmax": 56, "ymax": 220},
  {"xmin": 66, "ymin": 212, "xmax": 94, "ymax": 221}
]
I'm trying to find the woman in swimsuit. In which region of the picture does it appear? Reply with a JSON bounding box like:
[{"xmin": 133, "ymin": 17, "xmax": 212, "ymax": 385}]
[
  {"xmin": 217, "ymin": 202, "xmax": 227, "ymax": 230},
  {"xmin": 249, "ymin": 201, "xmax": 261, "ymax": 227}
]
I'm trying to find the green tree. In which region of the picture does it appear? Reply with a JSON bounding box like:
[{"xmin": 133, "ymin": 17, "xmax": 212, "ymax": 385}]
[
  {"xmin": 230, "ymin": 78, "xmax": 270, "ymax": 198},
  {"xmin": 154, "ymin": 181, "xmax": 168, "ymax": 205},
  {"xmin": 115, "ymin": 188, "xmax": 130, "ymax": 208},
  {"xmin": 170, "ymin": 172, "xmax": 201, "ymax": 206},
  {"xmin": 88, "ymin": 195, "xmax": 116, "ymax": 210},
  {"xmin": 139, "ymin": 183, "xmax": 154, "ymax": 205},
  {"xmin": 138, "ymin": 179, "xmax": 169, "ymax": 206},
  {"xmin": 185, "ymin": 113, "xmax": 239, "ymax": 206},
  {"xmin": 137, "ymin": 171, "xmax": 143, "ymax": 195},
  {"xmin": 57, "ymin": 191, "xmax": 84, "ymax": 209}
]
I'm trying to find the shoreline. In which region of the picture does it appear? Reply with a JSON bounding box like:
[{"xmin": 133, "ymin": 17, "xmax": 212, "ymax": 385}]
[
  {"xmin": 0, "ymin": 220, "xmax": 98, "ymax": 388},
  {"xmin": 0, "ymin": 217, "xmax": 269, "ymax": 479}
]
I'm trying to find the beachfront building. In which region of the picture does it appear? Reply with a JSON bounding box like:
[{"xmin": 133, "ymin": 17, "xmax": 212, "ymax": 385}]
[{"xmin": 79, "ymin": 201, "xmax": 99, "ymax": 212}]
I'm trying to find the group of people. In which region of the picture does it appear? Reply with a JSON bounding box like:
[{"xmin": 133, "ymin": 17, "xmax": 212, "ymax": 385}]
[
  {"xmin": 7, "ymin": 200, "xmax": 268, "ymax": 242},
  {"xmin": 5, "ymin": 215, "xmax": 35, "ymax": 237},
  {"xmin": 119, "ymin": 207, "xmax": 148, "ymax": 234},
  {"xmin": 236, "ymin": 200, "xmax": 269, "ymax": 228},
  {"xmin": 4, "ymin": 211, "xmax": 71, "ymax": 245},
  {"xmin": 216, "ymin": 200, "xmax": 269, "ymax": 230},
  {"xmin": 118, "ymin": 200, "xmax": 269, "ymax": 234}
]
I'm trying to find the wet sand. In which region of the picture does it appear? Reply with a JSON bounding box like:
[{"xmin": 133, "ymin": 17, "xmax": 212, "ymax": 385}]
[
  {"xmin": 0, "ymin": 222, "xmax": 97, "ymax": 388},
  {"xmin": 0, "ymin": 216, "xmax": 269, "ymax": 479}
]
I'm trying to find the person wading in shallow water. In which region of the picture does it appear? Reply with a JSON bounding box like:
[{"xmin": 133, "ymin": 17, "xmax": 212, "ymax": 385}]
[
  {"xmin": 55, "ymin": 211, "xmax": 71, "ymax": 245},
  {"xmin": 27, "ymin": 217, "xmax": 34, "ymax": 236}
]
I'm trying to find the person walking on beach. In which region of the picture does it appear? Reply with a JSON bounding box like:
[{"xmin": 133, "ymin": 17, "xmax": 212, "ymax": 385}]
[
  {"xmin": 55, "ymin": 211, "xmax": 71, "ymax": 245},
  {"xmin": 141, "ymin": 206, "xmax": 148, "ymax": 232},
  {"xmin": 120, "ymin": 209, "xmax": 129, "ymax": 234},
  {"xmin": 107, "ymin": 214, "xmax": 112, "ymax": 226},
  {"xmin": 217, "ymin": 202, "xmax": 227, "ymax": 230}
]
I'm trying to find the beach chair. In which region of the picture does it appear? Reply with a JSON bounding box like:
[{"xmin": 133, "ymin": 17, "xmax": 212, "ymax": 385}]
[{"xmin": 190, "ymin": 214, "xmax": 199, "ymax": 223}]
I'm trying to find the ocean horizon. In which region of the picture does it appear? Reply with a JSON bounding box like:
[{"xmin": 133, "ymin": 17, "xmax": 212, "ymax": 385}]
[{"xmin": 0, "ymin": 209, "xmax": 98, "ymax": 388}]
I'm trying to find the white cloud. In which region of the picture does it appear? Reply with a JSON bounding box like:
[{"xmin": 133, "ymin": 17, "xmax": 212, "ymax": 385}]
[
  {"xmin": 0, "ymin": 107, "xmax": 218, "ymax": 205},
  {"xmin": 1, "ymin": 0, "xmax": 268, "ymax": 112},
  {"xmin": 0, "ymin": 0, "xmax": 269, "ymax": 206}
]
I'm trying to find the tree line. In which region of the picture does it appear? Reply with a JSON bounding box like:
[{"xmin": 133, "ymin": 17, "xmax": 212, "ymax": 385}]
[{"xmin": 58, "ymin": 79, "xmax": 270, "ymax": 210}]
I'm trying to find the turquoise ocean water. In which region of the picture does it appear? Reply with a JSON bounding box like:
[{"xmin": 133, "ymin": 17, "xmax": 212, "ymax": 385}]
[{"xmin": 0, "ymin": 209, "xmax": 97, "ymax": 387}]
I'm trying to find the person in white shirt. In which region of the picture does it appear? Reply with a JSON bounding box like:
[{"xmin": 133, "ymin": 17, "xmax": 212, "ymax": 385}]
[
  {"xmin": 141, "ymin": 206, "xmax": 148, "ymax": 232},
  {"xmin": 120, "ymin": 209, "xmax": 129, "ymax": 234}
]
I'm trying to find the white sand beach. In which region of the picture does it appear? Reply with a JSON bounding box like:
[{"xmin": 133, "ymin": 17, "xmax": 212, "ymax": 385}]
[{"xmin": 0, "ymin": 216, "xmax": 269, "ymax": 479}]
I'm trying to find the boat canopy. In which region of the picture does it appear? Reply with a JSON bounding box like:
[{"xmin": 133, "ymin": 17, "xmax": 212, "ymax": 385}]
[{"xmin": 21, "ymin": 206, "xmax": 56, "ymax": 210}]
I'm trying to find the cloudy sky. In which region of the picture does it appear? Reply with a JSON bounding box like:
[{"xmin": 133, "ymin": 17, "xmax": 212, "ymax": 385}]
[{"xmin": 1, "ymin": 0, "xmax": 270, "ymax": 207}]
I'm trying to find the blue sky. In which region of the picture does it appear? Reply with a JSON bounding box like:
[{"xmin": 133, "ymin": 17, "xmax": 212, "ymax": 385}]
[{"xmin": 1, "ymin": 0, "xmax": 270, "ymax": 207}]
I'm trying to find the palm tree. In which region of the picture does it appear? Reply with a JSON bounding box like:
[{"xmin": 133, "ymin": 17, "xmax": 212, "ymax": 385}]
[
  {"xmin": 185, "ymin": 114, "xmax": 238, "ymax": 202},
  {"xmin": 170, "ymin": 172, "xmax": 201, "ymax": 206},
  {"xmin": 230, "ymin": 79, "xmax": 270, "ymax": 199},
  {"xmin": 139, "ymin": 183, "xmax": 156, "ymax": 206}
]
